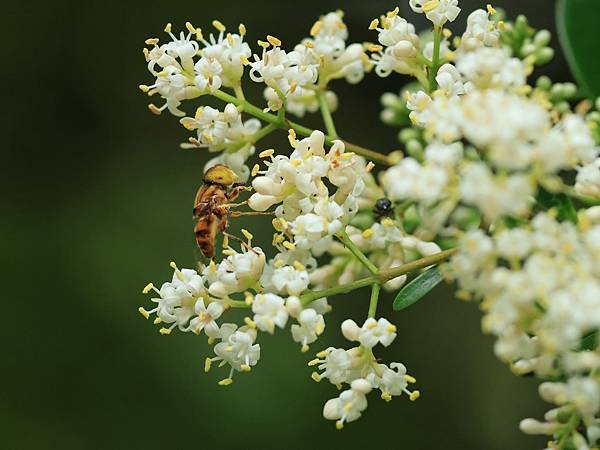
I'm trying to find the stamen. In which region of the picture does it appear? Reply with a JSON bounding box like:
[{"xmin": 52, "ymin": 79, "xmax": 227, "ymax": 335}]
[
  {"xmin": 409, "ymin": 390, "xmax": 421, "ymax": 401},
  {"xmin": 218, "ymin": 378, "xmax": 233, "ymax": 386},
  {"xmin": 164, "ymin": 23, "xmax": 172, "ymax": 33},
  {"xmin": 142, "ymin": 282, "xmax": 154, "ymax": 294},
  {"xmin": 310, "ymin": 21, "xmax": 322, "ymax": 36},
  {"xmin": 204, "ymin": 357, "xmax": 212, "ymax": 372},
  {"xmin": 369, "ymin": 18, "xmax": 379, "ymax": 30},
  {"xmin": 259, "ymin": 148, "xmax": 275, "ymax": 158},
  {"xmin": 212, "ymin": 20, "xmax": 226, "ymax": 32},
  {"xmin": 138, "ymin": 307, "xmax": 150, "ymax": 319},
  {"xmin": 311, "ymin": 372, "xmax": 322, "ymax": 382},
  {"xmin": 238, "ymin": 23, "xmax": 246, "ymax": 36},
  {"xmin": 266, "ymin": 35, "xmax": 281, "ymax": 47}
]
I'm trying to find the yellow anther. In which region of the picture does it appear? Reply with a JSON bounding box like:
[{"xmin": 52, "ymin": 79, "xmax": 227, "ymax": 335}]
[
  {"xmin": 382, "ymin": 217, "xmax": 394, "ymax": 228},
  {"xmin": 272, "ymin": 234, "xmax": 284, "ymax": 245},
  {"xmin": 225, "ymin": 345, "xmax": 234, "ymax": 352},
  {"xmin": 341, "ymin": 152, "xmax": 355, "ymax": 159},
  {"xmin": 301, "ymin": 344, "xmax": 309, "ymax": 353},
  {"xmin": 387, "ymin": 324, "xmax": 397, "ymax": 333},
  {"xmin": 251, "ymin": 163, "xmax": 260, "ymax": 177},
  {"xmin": 315, "ymin": 323, "xmax": 325, "ymax": 335},
  {"xmin": 244, "ymin": 317, "xmax": 257, "ymax": 328},
  {"xmin": 272, "ymin": 218, "xmax": 287, "ymax": 232},
  {"xmin": 153, "ymin": 317, "xmax": 162, "ymax": 325},
  {"xmin": 257, "ymin": 40, "xmax": 270, "ymax": 49},
  {"xmin": 310, "ymin": 20, "xmax": 322, "ymax": 36},
  {"xmin": 240, "ymin": 54, "xmax": 250, "ymax": 65},
  {"xmin": 362, "ymin": 228, "xmax": 374, "ymax": 239},
  {"xmin": 222, "ymin": 234, "xmax": 230, "ymax": 249},
  {"xmin": 218, "ymin": 378, "xmax": 233, "ymax": 386},
  {"xmin": 365, "ymin": 161, "xmax": 375, "ymax": 172},
  {"xmin": 185, "ymin": 22, "xmax": 195, "ymax": 33},
  {"xmin": 238, "ymin": 23, "xmax": 246, "ymax": 36},
  {"xmin": 369, "ymin": 18, "xmax": 379, "ymax": 30},
  {"xmin": 387, "ymin": 6, "xmax": 400, "ymax": 17},
  {"xmin": 145, "ymin": 38, "xmax": 159, "ymax": 46},
  {"xmin": 222, "ymin": 248, "xmax": 236, "ymax": 256},
  {"xmin": 423, "ymin": 0, "xmax": 440, "ymax": 13},
  {"xmin": 204, "ymin": 357, "xmax": 212, "ymax": 372},
  {"xmin": 497, "ymin": 21, "xmax": 506, "ymax": 31},
  {"xmin": 290, "ymin": 159, "xmax": 302, "ymax": 167},
  {"xmin": 283, "ymin": 241, "xmax": 296, "ymax": 250},
  {"xmin": 259, "ymin": 148, "xmax": 275, "ymax": 158},
  {"xmin": 456, "ymin": 289, "xmax": 472, "ymax": 301},
  {"xmin": 311, "ymin": 372, "xmax": 322, "ymax": 382},
  {"xmin": 138, "ymin": 84, "xmax": 150, "ymax": 94},
  {"xmin": 208, "ymin": 260, "xmax": 217, "ymax": 273},
  {"xmin": 381, "ymin": 392, "xmax": 392, "ymax": 402},
  {"xmin": 409, "ymin": 390, "xmax": 421, "ymax": 401},
  {"xmin": 404, "ymin": 374, "xmax": 417, "ymax": 383},
  {"xmin": 367, "ymin": 321, "xmax": 377, "ymax": 329},
  {"xmin": 212, "ymin": 20, "xmax": 226, "ymax": 32},
  {"xmin": 336, "ymin": 383, "xmax": 342, "ymax": 390},
  {"xmin": 227, "ymin": 33, "xmax": 234, "ymax": 46},
  {"xmin": 293, "ymin": 261, "xmax": 306, "ymax": 272},
  {"xmin": 273, "ymin": 259, "xmax": 285, "ymax": 269},
  {"xmin": 244, "ymin": 292, "xmax": 254, "ymax": 305},
  {"xmin": 308, "ymin": 358, "xmax": 320, "ymax": 367},
  {"xmin": 138, "ymin": 307, "xmax": 150, "ymax": 319},
  {"xmin": 288, "ymin": 129, "xmax": 297, "ymax": 147},
  {"xmin": 288, "ymin": 81, "xmax": 298, "ymax": 94},
  {"xmin": 164, "ymin": 23, "xmax": 172, "ymax": 33},
  {"xmin": 367, "ymin": 44, "xmax": 383, "ymax": 53},
  {"xmin": 316, "ymin": 350, "xmax": 328, "ymax": 358},
  {"xmin": 148, "ymin": 104, "xmax": 162, "ymax": 115},
  {"xmin": 142, "ymin": 282, "xmax": 154, "ymax": 294},
  {"xmin": 159, "ymin": 327, "xmax": 172, "ymax": 335},
  {"xmin": 487, "ymin": 4, "xmax": 497, "ymax": 14},
  {"xmin": 267, "ymin": 35, "xmax": 281, "ymax": 47},
  {"xmin": 442, "ymin": 28, "xmax": 452, "ymax": 38},
  {"xmin": 335, "ymin": 420, "xmax": 344, "ymax": 430},
  {"xmin": 241, "ymin": 229, "xmax": 254, "ymax": 241},
  {"xmin": 241, "ymin": 364, "xmax": 252, "ymax": 372},
  {"xmin": 304, "ymin": 41, "xmax": 314, "ymax": 49}
]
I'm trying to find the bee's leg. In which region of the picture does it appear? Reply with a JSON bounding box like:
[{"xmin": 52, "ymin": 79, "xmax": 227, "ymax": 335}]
[
  {"xmin": 223, "ymin": 232, "xmax": 260, "ymax": 255},
  {"xmin": 222, "ymin": 200, "xmax": 249, "ymax": 209},
  {"xmin": 228, "ymin": 211, "xmax": 274, "ymax": 217},
  {"xmin": 227, "ymin": 186, "xmax": 252, "ymax": 202}
]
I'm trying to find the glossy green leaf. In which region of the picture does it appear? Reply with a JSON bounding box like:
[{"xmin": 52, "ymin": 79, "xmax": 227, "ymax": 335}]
[
  {"xmin": 556, "ymin": 0, "xmax": 600, "ymax": 98},
  {"xmin": 581, "ymin": 330, "xmax": 599, "ymax": 351},
  {"xmin": 393, "ymin": 267, "xmax": 443, "ymax": 311},
  {"xmin": 535, "ymin": 187, "xmax": 578, "ymax": 223}
]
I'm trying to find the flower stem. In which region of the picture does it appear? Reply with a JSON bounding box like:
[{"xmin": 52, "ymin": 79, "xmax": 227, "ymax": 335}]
[
  {"xmin": 300, "ymin": 248, "xmax": 456, "ymax": 305},
  {"xmin": 316, "ymin": 89, "xmax": 339, "ymax": 139},
  {"xmin": 367, "ymin": 284, "xmax": 381, "ymax": 318},
  {"xmin": 210, "ymin": 89, "xmax": 391, "ymax": 165},
  {"xmin": 428, "ymin": 26, "xmax": 442, "ymax": 92},
  {"xmin": 337, "ymin": 229, "xmax": 378, "ymax": 275}
]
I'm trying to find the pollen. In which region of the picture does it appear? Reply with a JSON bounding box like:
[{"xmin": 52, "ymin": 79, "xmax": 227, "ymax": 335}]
[
  {"xmin": 138, "ymin": 84, "xmax": 150, "ymax": 93},
  {"xmin": 138, "ymin": 307, "xmax": 150, "ymax": 319},
  {"xmin": 368, "ymin": 18, "xmax": 379, "ymax": 30},
  {"xmin": 251, "ymin": 164, "xmax": 260, "ymax": 177},
  {"xmin": 381, "ymin": 218, "xmax": 394, "ymax": 228},
  {"xmin": 238, "ymin": 23, "xmax": 246, "ymax": 36},
  {"xmin": 283, "ymin": 241, "xmax": 296, "ymax": 250},
  {"xmin": 387, "ymin": 6, "xmax": 399, "ymax": 18},
  {"xmin": 304, "ymin": 41, "xmax": 314, "ymax": 49},
  {"xmin": 241, "ymin": 364, "xmax": 252, "ymax": 372},
  {"xmin": 387, "ymin": 324, "xmax": 397, "ymax": 333},
  {"xmin": 218, "ymin": 378, "xmax": 233, "ymax": 386},
  {"xmin": 245, "ymin": 292, "xmax": 254, "ymax": 305},
  {"xmin": 164, "ymin": 23, "xmax": 172, "ymax": 33},
  {"xmin": 409, "ymin": 390, "xmax": 421, "ymax": 401},
  {"xmin": 311, "ymin": 372, "xmax": 322, "ymax": 382},
  {"xmin": 153, "ymin": 317, "xmax": 162, "ymax": 325},
  {"xmin": 240, "ymin": 54, "xmax": 250, "ymax": 66},
  {"xmin": 367, "ymin": 44, "xmax": 383, "ymax": 53},
  {"xmin": 335, "ymin": 420, "xmax": 344, "ymax": 430},
  {"xmin": 145, "ymin": 38, "xmax": 159, "ymax": 46},
  {"xmin": 142, "ymin": 282, "xmax": 154, "ymax": 294},
  {"xmin": 274, "ymin": 259, "xmax": 285, "ymax": 268},
  {"xmin": 310, "ymin": 20, "xmax": 322, "ymax": 36},
  {"xmin": 308, "ymin": 358, "xmax": 320, "ymax": 366},
  {"xmin": 293, "ymin": 261, "xmax": 306, "ymax": 272},
  {"xmin": 381, "ymin": 392, "xmax": 392, "ymax": 402},
  {"xmin": 185, "ymin": 22, "xmax": 195, "ymax": 33},
  {"xmin": 487, "ymin": 4, "xmax": 497, "ymax": 14},
  {"xmin": 244, "ymin": 317, "xmax": 257, "ymax": 328},
  {"xmin": 204, "ymin": 357, "xmax": 212, "ymax": 372},
  {"xmin": 159, "ymin": 327, "xmax": 172, "ymax": 335},
  {"xmin": 257, "ymin": 40, "xmax": 270, "ymax": 49},
  {"xmin": 259, "ymin": 148, "xmax": 275, "ymax": 158},
  {"xmin": 405, "ymin": 375, "xmax": 417, "ymax": 383},
  {"xmin": 362, "ymin": 228, "xmax": 374, "ymax": 239},
  {"xmin": 241, "ymin": 229, "xmax": 254, "ymax": 241},
  {"xmin": 212, "ymin": 20, "xmax": 226, "ymax": 32},
  {"xmin": 423, "ymin": 0, "xmax": 440, "ymax": 13},
  {"xmin": 267, "ymin": 35, "xmax": 281, "ymax": 47}
]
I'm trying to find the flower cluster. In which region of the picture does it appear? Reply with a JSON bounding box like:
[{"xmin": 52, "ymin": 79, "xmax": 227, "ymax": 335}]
[{"xmin": 137, "ymin": 1, "xmax": 600, "ymax": 445}]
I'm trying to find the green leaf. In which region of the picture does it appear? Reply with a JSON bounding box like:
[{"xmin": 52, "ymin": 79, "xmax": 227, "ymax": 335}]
[
  {"xmin": 535, "ymin": 187, "xmax": 578, "ymax": 223},
  {"xmin": 393, "ymin": 267, "xmax": 444, "ymax": 311},
  {"xmin": 556, "ymin": 0, "xmax": 600, "ymax": 98},
  {"xmin": 581, "ymin": 330, "xmax": 598, "ymax": 351}
]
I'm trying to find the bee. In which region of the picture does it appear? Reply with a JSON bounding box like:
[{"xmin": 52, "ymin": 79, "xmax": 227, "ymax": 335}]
[
  {"xmin": 373, "ymin": 197, "xmax": 394, "ymax": 219},
  {"xmin": 193, "ymin": 164, "xmax": 251, "ymax": 259}
]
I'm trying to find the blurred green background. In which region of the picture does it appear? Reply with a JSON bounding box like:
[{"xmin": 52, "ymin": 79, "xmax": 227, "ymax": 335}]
[{"xmin": 5, "ymin": 0, "xmax": 573, "ymax": 449}]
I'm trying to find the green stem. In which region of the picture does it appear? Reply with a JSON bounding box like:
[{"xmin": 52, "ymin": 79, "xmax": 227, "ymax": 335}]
[
  {"xmin": 300, "ymin": 248, "xmax": 456, "ymax": 305},
  {"xmin": 210, "ymin": 89, "xmax": 391, "ymax": 165},
  {"xmin": 367, "ymin": 284, "xmax": 381, "ymax": 318},
  {"xmin": 428, "ymin": 26, "xmax": 442, "ymax": 92},
  {"xmin": 337, "ymin": 229, "xmax": 378, "ymax": 275},
  {"xmin": 556, "ymin": 413, "xmax": 580, "ymax": 450},
  {"xmin": 233, "ymin": 84, "xmax": 245, "ymax": 101},
  {"xmin": 316, "ymin": 89, "xmax": 339, "ymax": 138}
]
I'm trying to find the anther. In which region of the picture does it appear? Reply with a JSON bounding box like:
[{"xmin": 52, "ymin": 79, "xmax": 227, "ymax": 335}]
[
  {"xmin": 409, "ymin": 390, "xmax": 421, "ymax": 401},
  {"xmin": 311, "ymin": 372, "xmax": 322, "ymax": 382},
  {"xmin": 138, "ymin": 307, "xmax": 150, "ymax": 319},
  {"xmin": 259, "ymin": 148, "xmax": 274, "ymax": 158},
  {"xmin": 310, "ymin": 21, "xmax": 322, "ymax": 36},
  {"xmin": 266, "ymin": 35, "xmax": 281, "ymax": 47},
  {"xmin": 218, "ymin": 378, "xmax": 233, "ymax": 386},
  {"xmin": 369, "ymin": 18, "xmax": 379, "ymax": 30},
  {"xmin": 142, "ymin": 282, "xmax": 154, "ymax": 294},
  {"xmin": 204, "ymin": 357, "xmax": 212, "ymax": 372},
  {"xmin": 212, "ymin": 20, "xmax": 226, "ymax": 32}
]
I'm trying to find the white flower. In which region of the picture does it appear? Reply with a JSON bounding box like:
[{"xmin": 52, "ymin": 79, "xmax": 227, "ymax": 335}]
[
  {"xmin": 267, "ymin": 265, "xmax": 310, "ymax": 296},
  {"xmin": 461, "ymin": 9, "xmax": 500, "ymax": 51},
  {"xmin": 188, "ymin": 300, "xmax": 225, "ymax": 337},
  {"xmin": 312, "ymin": 347, "xmax": 353, "ymax": 385},
  {"xmin": 358, "ymin": 318, "xmax": 397, "ymax": 348},
  {"xmin": 456, "ymin": 47, "xmax": 527, "ymax": 89},
  {"xmin": 252, "ymin": 293, "xmax": 289, "ymax": 334},
  {"xmin": 495, "ymin": 228, "xmax": 532, "ymax": 260},
  {"xmin": 204, "ymin": 247, "xmax": 265, "ymax": 297},
  {"xmin": 291, "ymin": 308, "xmax": 325, "ymax": 352},
  {"xmin": 212, "ymin": 327, "xmax": 260, "ymax": 376},
  {"xmin": 382, "ymin": 157, "xmax": 449, "ymax": 204},
  {"xmin": 435, "ymin": 64, "xmax": 469, "ymax": 97},
  {"xmin": 575, "ymin": 158, "xmax": 600, "ymax": 198},
  {"xmin": 409, "ymin": 0, "xmax": 461, "ymax": 27},
  {"xmin": 323, "ymin": 379, "xmax": 371, "ymax": 428}
]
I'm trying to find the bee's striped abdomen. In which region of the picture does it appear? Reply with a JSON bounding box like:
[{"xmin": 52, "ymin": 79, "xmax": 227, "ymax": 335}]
[{"xmin": 195, "ymin": 213, "xmax": 218, "ymax": 258}]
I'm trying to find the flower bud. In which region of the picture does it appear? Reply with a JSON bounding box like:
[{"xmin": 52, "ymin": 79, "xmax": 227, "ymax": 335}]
[
  {"xmin": 341, "ymin": 319, "xmax": 361, "ymax": 341},
  {"xmin": 350, "ymin": 378, "xmax": 372, "ymax": 395}
]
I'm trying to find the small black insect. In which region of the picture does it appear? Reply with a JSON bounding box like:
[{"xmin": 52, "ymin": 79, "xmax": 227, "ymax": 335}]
[{"xmin": 373, "ymin": 197, "xmax": 394, "ymax": 219}]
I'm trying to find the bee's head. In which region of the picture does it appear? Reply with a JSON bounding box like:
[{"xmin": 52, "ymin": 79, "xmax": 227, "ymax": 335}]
[{"xmin": 203, "ymin": 164, "xmax": 238, "ymax": 186}]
